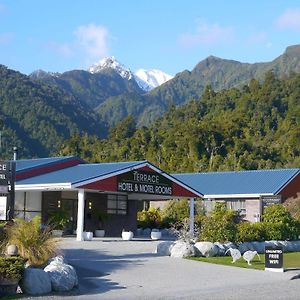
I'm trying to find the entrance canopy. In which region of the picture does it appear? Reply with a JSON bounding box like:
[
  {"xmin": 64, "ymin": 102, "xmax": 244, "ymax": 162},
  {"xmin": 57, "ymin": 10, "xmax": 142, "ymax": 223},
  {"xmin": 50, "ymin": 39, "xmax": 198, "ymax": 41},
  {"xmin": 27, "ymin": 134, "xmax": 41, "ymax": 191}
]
[{"xmin": 16, "ymin": 157, "xmax": 202, "ymax": 199}]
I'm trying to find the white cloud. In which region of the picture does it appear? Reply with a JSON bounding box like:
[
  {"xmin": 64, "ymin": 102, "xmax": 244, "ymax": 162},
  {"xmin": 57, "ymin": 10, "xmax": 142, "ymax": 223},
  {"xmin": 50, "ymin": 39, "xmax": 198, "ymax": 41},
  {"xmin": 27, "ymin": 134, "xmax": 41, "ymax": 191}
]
[
  {"xmin": 178, "ymin": 20, "xmax": 234, "ymax": 48},
  {"xmin": 276, "ymin": 9, "xmax": 300, "ymax": 31},
  {"xmin": 74, "ymin": 24, "xmax": 110, "ymax": 63}
]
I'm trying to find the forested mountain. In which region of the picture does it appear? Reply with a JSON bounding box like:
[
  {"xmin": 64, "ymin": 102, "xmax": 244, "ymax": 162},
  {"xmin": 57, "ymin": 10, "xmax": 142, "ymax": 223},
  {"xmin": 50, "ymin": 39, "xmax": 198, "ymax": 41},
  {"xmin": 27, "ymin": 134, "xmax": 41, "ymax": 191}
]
[
  {"xmin": 59, "ymin": 71, "xmax": 300, "ymax": 173},
  {"xmin": 30, "ymin": 67, "xmax": 143, "ymax": 110},
  {"xmin": 100, "ymin": 45, "xmax": 300, "ymax": 127},
  {"xmin": 0, "ymin": 65, "xmax": 106, "ymax": 158},
  {"xmin": 30, "ymin": 45, "xmax": 300, "ymax": 128}
]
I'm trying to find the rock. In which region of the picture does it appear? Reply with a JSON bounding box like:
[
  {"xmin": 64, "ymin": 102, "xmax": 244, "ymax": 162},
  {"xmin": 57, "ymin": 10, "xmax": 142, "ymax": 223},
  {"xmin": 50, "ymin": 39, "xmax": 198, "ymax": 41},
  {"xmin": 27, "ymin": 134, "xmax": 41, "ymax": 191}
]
[
  {"xmin": 20, "ymin": 268, "xmax": 51, "ymax": 295},
  {"xmin": 251, "ymin": 241, "xmax": 265, "ymax": 254},
  {"xmin": 194, "ymin": 242, "xmax": 218, "ymax": 257},
  {"xmin": 239, "ymin": 242, "xmax": 255, "ymax": 254},
  {"xmin": 44, "ymin": 261, "xmax": 78, "ymax": 292},
  {"xmin": 6, "ymin": 245, "xmax": 18, "ymax": 256},
  {"xmin": 223, "ymin": 242, "xmax": 237, "ymax": 254},
  {"xmin": 142, "ymin": 228, "xmax": 151, "ymax": 236},
  {"xmin": 170, "ymin": 241, "xmax": 198, "ymax": 258},
  {"xmin": 154, "ymin": 241, "xmax": 175, "ymax": 256},
  {"xmin": 49, "ymin": 255, "xmax": 65, "ymax": 264},
  {"xmin": 214, "ymin": 242, "xmax": 226, "ymax": 256}
]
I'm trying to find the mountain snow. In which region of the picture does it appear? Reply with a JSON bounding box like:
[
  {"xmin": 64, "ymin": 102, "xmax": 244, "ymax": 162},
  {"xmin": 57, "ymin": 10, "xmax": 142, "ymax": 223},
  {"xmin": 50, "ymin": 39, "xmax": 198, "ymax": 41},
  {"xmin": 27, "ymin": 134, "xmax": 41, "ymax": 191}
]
[
  {"xmin": 88, "ymin": 56, "xmax": 133, "ymax": 80},
  {"xmin": 88, "ymin": 56, "xmax": 173, "ymax": 91},
  {"xmin": 134, "ymin": 69, "xmax": 173, "ymax": 92}
]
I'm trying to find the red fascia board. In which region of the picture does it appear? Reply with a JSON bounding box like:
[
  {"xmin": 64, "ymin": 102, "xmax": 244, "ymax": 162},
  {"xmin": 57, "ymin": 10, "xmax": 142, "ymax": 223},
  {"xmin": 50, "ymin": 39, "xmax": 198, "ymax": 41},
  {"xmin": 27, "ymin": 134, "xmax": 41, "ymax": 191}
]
[{"xmin": 16, "ymin": 158, "xmax": 82, "ymax": 181}]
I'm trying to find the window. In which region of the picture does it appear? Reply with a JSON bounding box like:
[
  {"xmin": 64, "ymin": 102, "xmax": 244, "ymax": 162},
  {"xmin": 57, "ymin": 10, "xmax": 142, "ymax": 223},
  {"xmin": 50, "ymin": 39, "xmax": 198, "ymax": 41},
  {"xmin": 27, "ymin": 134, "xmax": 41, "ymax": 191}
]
[
  {"xmin": 107, "ymin": 194, "xmax": 127, "ymax": 215},
  {"xmin": 226, "ymin": 199, "xmax": 246, "ymax": 215}
]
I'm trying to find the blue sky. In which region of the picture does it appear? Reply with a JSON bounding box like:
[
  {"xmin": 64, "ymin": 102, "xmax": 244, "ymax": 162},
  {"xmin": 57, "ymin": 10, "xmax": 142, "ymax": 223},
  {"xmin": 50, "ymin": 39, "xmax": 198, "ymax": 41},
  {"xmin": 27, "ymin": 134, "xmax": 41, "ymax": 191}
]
[{"xmin": 0, "ymin": 0, "xmax": 300, "ymax": 75}]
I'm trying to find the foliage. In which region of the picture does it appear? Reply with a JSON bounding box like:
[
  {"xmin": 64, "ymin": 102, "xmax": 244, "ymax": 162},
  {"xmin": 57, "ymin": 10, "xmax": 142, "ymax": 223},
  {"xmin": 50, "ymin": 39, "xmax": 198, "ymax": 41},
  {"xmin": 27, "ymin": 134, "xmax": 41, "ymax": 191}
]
[
  {"xmin": 171, "ymin": 218, "xmax": 198, "ymax": 244},
  {"xmin": 283, "ymin": 194, "xmax": 300, "ymax": 222},
  {"xmin": 96, "ymin": 210, "xmax": 109, "ymax": 229},
  {"xmin": 0, "ymin": 65, "xmax": 104, "ymax": 158},
  {"xmin": 59, "ymin": 71, "xmax": 300, "ymax": 173},
  {"xmin": 137, "ymin": 207, "xmax": 162, "ymax": 229},
  {"xmin": 200, "ymin": 203, "xmax": 237, "ymax": 243},
  {"xmin": 0, "ymin": 222, "xmax": 8, "ymax": 254},
  {"xmin": 160, "ymin": 199, "xmax": 190, "ymax": 227},
  {"xmin": 6, "ymin": 216, "xmax": 59, "ymax": 267},
  {"xmin": 236, "ymin": 221, "xmax": 266, "ymax": 243},
  {"xmin": 263, "ymin": 204, "xmax": 300, "ymax": 240},
  {"xmin": 48, "ymin": 210, "xmax": 70, "ymax": 230},
  {"xmin": 0, "ymin": 256, "xmax": 26, "ymax": 281}
]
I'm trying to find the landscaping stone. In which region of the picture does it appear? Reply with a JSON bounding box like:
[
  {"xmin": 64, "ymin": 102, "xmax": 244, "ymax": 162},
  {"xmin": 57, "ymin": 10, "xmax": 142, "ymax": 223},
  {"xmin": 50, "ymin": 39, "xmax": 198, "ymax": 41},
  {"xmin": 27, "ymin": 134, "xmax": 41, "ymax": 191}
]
[
  {"xmin": 239, "ymin": 242, "xmax": 255, "ymax": 254},
  {"xmin": 170, "ymin": 241, "xmax": 198, "ymax": 258},
  {"xmin": 194, "ymin": 242, "xmax": 218, "ymax": 257},
  {"xmin": 154, "ymin": 241, "xmax": 175, "ymax": 256},
  {"xmin": 44, "ymin": 261, "xmax": 78, "ymax": 292},
  {"xmin": 21, "ymin": 268, "xmax": 51, "ymax": 295},
  {"xmin": 251, "ymin": 241, "xmax": 265, "ymax": 253},
  {"xmin": 223, "ymin": 242, "xmax": 237, "ymax": 254},
  {"xmin": 214, "ymin": 242, "xmax": 227, "ymax": 256}
]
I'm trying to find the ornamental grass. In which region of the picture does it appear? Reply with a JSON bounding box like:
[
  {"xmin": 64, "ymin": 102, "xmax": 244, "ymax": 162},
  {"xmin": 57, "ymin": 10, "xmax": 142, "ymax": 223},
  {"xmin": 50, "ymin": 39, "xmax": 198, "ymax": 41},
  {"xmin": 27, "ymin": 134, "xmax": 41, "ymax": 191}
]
[{"xmin": 6, "ymin": 216, "xmax": 59, "ymax": 267}]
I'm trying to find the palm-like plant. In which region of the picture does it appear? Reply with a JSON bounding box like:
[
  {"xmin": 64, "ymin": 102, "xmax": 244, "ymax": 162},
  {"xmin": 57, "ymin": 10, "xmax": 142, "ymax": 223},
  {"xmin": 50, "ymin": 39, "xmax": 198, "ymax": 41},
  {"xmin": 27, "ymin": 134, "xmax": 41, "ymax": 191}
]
[{"xmin": 6, "ymin": 216, "xmax": 59, "ymax": 267}]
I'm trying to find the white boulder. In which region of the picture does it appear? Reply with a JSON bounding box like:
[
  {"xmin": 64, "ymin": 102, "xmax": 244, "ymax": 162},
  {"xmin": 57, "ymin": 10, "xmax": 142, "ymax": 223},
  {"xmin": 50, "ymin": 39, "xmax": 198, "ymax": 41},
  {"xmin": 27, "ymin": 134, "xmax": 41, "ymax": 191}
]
[
  {"xmin": 154, "ymin": 241, "xmax": 175, "ymax": 256},
  {"xmin": 44, "ymin": 261, "xmax": 78, "ymax": 292},
  {"xmin": 170, "ymin": 241, "xmax": 198, "ymax": 258},
  {"xmin": 194, "ymin": 242, "xmax": 219, "ymax": 257},
  {"xmin": 21, "ymin": 268, "xmax": 52, "ymax": 295}
]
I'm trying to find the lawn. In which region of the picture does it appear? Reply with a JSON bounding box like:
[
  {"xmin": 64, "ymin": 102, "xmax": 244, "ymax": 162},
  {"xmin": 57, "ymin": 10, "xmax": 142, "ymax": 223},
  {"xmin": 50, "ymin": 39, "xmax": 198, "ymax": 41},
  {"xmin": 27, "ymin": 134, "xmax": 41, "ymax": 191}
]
[{"xmin": 189, "ymin": 252, "xmax": 300, "ymax": 271}]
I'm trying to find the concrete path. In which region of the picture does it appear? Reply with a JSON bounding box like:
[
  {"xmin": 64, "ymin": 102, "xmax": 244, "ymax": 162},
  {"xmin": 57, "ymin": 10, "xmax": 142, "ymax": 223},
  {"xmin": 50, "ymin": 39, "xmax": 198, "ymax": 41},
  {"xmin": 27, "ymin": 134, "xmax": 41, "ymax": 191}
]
[{"xmin": 24, "ymin": 237, "xmax": 300, "ymax": 299}]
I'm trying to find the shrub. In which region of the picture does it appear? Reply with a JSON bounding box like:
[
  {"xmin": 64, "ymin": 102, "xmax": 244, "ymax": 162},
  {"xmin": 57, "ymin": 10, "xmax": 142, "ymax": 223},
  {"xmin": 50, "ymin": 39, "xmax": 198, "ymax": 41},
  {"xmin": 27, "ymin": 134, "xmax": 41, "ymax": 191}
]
[
  {"xmin": 263, "ymin": 204, "xmax": 300, "ymax": 240},
  {"xmin": 137, "ymin": 207, "xmax": 162, "ymax": 229},
  {"xmin": 0, "ymin": 222, "xmax": 8, "ymax": 254},
  {"xmin": 236, "ymin": 221, "xmax": 265, "ymax": 243},
  {"xmin": 200, "ymin": 203, "xmax": 237, "ymax": 243},
  {"xmin": 161, "ymin": 199, "xmax": 190, "ymax": 227},
  {"xmin": 6, "ymin": 216, "xmax": 59, "ymax": 267},
  {"xmin": 0, "ymin": 256, "xmax": 26, "ymax": 282}
]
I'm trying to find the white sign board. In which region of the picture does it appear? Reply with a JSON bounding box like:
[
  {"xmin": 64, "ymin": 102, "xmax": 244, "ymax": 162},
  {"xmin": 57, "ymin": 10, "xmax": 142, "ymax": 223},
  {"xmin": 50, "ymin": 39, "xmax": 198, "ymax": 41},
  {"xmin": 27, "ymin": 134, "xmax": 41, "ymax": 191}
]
[{"xmin": 0, "ymin": 196, "xmax": 7, "ymax": 220}]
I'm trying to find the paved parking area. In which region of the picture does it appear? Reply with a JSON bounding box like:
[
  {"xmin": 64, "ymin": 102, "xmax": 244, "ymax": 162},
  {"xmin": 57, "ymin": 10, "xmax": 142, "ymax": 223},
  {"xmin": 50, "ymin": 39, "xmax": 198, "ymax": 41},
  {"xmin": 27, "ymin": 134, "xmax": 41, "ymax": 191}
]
[{"xmin": 26, "ymin": 237, "xmax": 300, "ymax": 299}]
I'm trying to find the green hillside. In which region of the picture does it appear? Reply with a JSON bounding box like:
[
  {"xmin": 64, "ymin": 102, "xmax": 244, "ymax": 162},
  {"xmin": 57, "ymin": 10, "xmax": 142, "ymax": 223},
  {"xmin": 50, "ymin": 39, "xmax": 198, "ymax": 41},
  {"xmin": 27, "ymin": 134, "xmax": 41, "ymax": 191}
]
[
  {"xmin": 0, "ymin": 65, "xmax": 106, "ymax": 158},
  {"xmin": 95, "ymin": 45, "xmax": 300, "ymax": 127},
  {"xmin": 59, "ymin": 71, "xmax": 300, "ymax": 172}
]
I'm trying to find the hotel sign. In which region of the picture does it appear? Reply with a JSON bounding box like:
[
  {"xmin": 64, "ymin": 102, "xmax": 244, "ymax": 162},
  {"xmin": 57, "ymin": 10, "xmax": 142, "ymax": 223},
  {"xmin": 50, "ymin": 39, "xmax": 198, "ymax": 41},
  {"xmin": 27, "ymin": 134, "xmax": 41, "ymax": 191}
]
[
  {"xmin": 117, "ymin": 170, "xmax": 173, "ymax": 195},
  {"xmin": 0, "ymin": 160, "xmax": 16, "ymax": 220},
  {"xmin": 265, "ymin": 246, "xmax": 284, "ymax": 272}
]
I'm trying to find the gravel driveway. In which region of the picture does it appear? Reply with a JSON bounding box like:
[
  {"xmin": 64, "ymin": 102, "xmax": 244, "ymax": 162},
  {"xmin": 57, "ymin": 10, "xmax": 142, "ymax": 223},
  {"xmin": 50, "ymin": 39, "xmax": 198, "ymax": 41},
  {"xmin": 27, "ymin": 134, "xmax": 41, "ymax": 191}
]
[{"xmin": 23, "ymin": 237, "xmax": 300, "ymax": 300}]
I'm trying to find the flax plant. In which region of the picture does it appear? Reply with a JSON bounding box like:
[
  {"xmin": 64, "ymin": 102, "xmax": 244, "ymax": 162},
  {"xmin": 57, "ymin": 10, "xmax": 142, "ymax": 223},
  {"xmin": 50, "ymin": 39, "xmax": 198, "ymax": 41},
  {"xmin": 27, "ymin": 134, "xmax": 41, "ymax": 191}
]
[{"xmin": 6, "ymin": 216, "xmax": 59, "ymax": 267}]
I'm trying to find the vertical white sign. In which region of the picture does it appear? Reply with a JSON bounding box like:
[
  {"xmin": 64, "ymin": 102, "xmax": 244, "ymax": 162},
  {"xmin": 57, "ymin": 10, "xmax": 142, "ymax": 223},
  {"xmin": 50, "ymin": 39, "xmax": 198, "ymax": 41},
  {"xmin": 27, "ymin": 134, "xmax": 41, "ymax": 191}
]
[{"xmin": 0, "ymin": 196, "xmax": 7, "ymax": 220}]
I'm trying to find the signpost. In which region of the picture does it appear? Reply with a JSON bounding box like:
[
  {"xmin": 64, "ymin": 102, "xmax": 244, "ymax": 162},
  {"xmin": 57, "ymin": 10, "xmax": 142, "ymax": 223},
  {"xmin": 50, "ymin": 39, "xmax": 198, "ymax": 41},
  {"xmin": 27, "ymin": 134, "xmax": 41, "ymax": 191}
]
[
  {"xmin": 0, "ymin": 160, "xmax": 15, "ymax": 221},
  {"xmin": 265, "ymin": 246, "xmax": 284, "ymax": 272},
  {"xmin": 117, "ymin": 170, "xmax": 173, "ymax": 196}
]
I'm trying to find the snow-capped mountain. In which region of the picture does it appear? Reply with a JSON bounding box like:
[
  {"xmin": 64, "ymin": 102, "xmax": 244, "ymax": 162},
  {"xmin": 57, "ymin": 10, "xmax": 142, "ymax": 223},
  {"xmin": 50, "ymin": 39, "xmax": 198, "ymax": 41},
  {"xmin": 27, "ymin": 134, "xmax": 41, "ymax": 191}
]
[
  {"xmin": 88, "ymin": 56, "xmax": 133, "ymax": 80},
  {"xmin": 88, "ymin": 56, "xmax": 173, "ymax": 91},
  {"xmin": 134, "ymin": 69, "xmax": 173, "ymax": 92}
]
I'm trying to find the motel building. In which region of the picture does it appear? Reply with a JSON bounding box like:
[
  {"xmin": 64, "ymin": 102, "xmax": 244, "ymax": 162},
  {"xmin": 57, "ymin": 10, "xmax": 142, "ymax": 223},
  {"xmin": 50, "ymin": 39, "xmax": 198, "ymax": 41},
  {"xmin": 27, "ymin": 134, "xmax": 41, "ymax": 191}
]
[
  {"xmin": 14, "ymin": 156, "xmax": 202, "ymax": 240},
  {"xmin": 9, "ymin": 155, "xmax": 300, "ymax": 240},
  {"xmin": 174, "ymin": 168, "xmax": 300, "ymax": 222}
]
